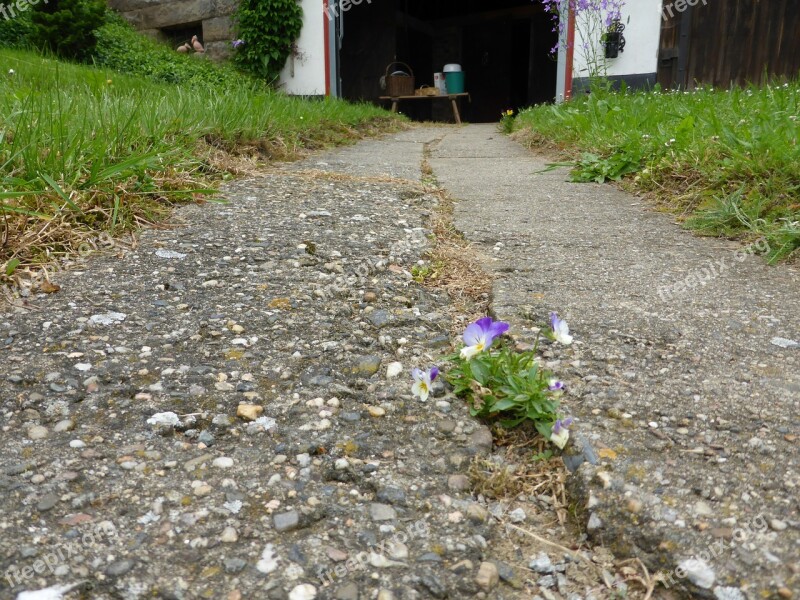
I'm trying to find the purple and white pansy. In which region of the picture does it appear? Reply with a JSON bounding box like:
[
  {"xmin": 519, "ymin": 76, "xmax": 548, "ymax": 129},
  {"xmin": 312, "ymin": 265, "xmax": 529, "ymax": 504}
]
[
  {"xmin": 550, "ymin": 417, "xmax": 574, "ymax": 449},
  {"xmin": 550, "ymin": 312, "xmax": 573, "ymax": 346},
  {"xmin": 460, "ymin": 317, "xmax": 510, "ymax": 360},
  {"xmin": 411, "ymin": 367, "xmax": 439, "ymax": 402}
]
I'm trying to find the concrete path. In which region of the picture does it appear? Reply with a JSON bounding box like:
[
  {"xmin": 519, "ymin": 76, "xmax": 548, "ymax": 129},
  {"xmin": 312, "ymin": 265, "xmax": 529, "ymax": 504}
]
[
  {"xmin": 430, "ymin": 124, "xmax": 799, "ymax": 599},
  {"xmin": 1, "ymin": 128, "xmax": 622, "ymax": 600}
]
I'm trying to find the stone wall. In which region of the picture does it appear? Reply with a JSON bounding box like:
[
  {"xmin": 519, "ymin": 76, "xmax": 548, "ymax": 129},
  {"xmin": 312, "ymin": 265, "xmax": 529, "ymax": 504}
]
[{"xmin": 108, "ymin": 0, "xmax": 237, "ymax": 61}]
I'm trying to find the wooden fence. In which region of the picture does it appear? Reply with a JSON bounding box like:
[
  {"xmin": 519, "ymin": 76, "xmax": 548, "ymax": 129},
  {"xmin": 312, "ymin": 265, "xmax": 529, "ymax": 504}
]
[{"xmin": 658, "ymin": 0, "xmax": 800, "ymax": 89}]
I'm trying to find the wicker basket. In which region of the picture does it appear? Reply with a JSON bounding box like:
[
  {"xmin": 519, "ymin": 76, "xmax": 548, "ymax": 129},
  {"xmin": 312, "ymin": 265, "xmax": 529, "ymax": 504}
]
[{"xmin": 385, "ymin": 62, "xmax": 415, "ymax": 97}]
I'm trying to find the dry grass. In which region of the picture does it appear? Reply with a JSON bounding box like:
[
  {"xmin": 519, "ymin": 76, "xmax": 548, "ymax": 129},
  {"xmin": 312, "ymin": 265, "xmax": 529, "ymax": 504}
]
[
  {"xmin": 281, "ymin": 169, "xmax": 419, "ymax": 189},
  {"xmin": 469, "ymin": 425, "xmax": 569, "ymax": 525},
  {"xmin": 415, "ymin": 143, "xmax": 492, "ymax": 334}
]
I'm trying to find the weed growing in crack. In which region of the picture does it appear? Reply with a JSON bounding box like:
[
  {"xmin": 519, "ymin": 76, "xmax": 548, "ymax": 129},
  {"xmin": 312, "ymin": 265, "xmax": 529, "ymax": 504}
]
[{"xmin": 411, "ymin": 316, "xmax": 574, "ymax": 451}]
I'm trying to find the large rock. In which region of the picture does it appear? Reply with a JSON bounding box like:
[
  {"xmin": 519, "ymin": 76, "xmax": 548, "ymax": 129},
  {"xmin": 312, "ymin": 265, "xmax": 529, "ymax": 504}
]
[
  {"xmin": 108, "ymin": 0, "xmax": 172, "ymax": 13},
  {"xmin": 202, "ymin": 16, "xmax": 233, "ymax": 42},
  {"xmin": 204, "ymin": 40, "xmax": 233, "ymax": 62},
  {"xmin": 130, "ymin": 0, "xmax": 216, "ymax": 31}
]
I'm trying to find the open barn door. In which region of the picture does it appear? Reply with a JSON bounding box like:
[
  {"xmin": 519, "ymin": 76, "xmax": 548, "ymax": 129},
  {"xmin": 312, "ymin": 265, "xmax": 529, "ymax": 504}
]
[{"xmin": 339, "ymin": 0, "xmax": 559, "ymax": 122}]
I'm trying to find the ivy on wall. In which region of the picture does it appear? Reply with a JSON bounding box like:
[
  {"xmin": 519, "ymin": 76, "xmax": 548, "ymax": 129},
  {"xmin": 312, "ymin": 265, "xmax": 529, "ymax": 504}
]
[{"xmin": 233, "ymin": 0, "xmax": 303, "ymax": 81}]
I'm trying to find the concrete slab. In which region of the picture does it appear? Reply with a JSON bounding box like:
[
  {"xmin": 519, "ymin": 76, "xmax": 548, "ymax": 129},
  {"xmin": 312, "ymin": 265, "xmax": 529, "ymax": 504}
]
[{"xmin": 431, "ymin": 123, "xmax": 800, "ymax": 598}]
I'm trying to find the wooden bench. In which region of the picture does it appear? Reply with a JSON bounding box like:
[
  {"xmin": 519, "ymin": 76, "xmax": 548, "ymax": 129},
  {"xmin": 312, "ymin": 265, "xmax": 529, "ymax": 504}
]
[{"xmin": 379, "ymin": 93, "xmax": 471, "ymax": 124}]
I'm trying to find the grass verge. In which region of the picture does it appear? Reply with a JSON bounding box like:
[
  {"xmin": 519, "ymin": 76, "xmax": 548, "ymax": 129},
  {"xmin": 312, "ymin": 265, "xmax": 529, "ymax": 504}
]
[
  {"xmin": 514, "ymin": 83, "xmax": 800, "ymax": 263},
  {"xmin": 0, "ymin": 49, "xmax": 400, "ymax": 294}
]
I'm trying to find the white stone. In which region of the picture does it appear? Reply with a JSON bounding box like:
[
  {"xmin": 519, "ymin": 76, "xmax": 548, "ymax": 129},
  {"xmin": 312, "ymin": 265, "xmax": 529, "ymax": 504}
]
[
  {"xmin": 769, "ymin": 519, "xmax": 788, "ymax": 531},
  {"xmin": 694, "ymin": 501, "xmax": 714, "ymax": 516},
  {"xmin": 250, "ymin": 416, "xmax": 277, "ymax": 432},
  {"xmin": 386, "ymin": 541, "xmax": 409, "ymax": 560},
  {"xmin": 256, "ymin": 544, "xmax": 279, "ymax": 574},
  {"xmin": 508, "ymin": 508, "xmax": 527, "ymax": 523},
  {"xmin": 386, "ymin": 362, "xmax": 404, "ymax": 379},
  {"xmin": 27, "ymin": 426, "xmax": 48, "ymax": 440},
  {"xmin": 288, "ymin": 584, "xmax": 317, "ymax": 600},
  {"xmin": 155, "ymin": 249, "xmax": 187, "ymax": 260},
  {"xmin": 713, "ymin": 587, "xmax": 745, "ymax": 600},
  {"xmin": 213, "ymin": 457, "xmax": 234, "ymax": 469},
  {"xmin": 368, "ymin": 553, "xmax": 404, "ymax": 568},
  {"xmin": 678, "ymin": 558, "xmax": 715, "ymax": 589},
  {"xmin": 220, "ymin": 526, "xmax": 238, "ymax": 543},
  {"xmin": 88, "ymin": 312, "xmax": 126, "ymax": 326},
  {"xmin": 146, "ymin": 412, "xmax": 180, "ymax": 428},
  {"xmin": 770, "ymin": 337, "xmax": 799, "ymax": 349},
  {"xmin": 15, "ymin": 582, "xmax": 83, "ymax": 600}
]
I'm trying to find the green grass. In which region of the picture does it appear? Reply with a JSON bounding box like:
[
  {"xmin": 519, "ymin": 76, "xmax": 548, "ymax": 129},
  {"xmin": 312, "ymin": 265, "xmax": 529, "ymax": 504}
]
[
  {"xmin": 514, "ymin": 83, "xmax": 800, "ymax": 263},
  {"xmin": 0, "ymin": 48, "xmax": 399, "ymax": 274},
  {"xmin": 92, "ymin": 17, "xmax": 254, "ymax": 88}
]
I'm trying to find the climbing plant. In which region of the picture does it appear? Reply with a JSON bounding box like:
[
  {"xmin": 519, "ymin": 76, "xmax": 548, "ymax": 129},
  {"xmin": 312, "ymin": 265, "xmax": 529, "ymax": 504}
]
[{"xmin": 233, "ymin": 0, "xmax": 303, "ymax": 82}]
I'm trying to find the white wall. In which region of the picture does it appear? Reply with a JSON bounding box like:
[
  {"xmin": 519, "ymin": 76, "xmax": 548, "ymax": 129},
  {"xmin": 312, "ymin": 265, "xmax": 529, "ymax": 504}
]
[
  {"xmin": 280, "ymin": 0, "xmax": 327, "ymax": 95},
  {"xmin": 573, "ymin": 0, "xmax": 662, "ymax": 79}
]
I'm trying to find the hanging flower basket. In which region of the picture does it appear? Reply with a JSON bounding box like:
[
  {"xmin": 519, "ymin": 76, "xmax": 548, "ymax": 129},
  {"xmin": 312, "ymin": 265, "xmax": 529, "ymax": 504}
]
[{"xmin": 603, "ymin": 19, "xmax": 626, "ymax": 59}]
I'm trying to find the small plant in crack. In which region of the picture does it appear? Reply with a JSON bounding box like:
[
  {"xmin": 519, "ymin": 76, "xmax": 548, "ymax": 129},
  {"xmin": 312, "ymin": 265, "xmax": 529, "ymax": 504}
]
[{"xmin": 412, "ymin": 316, "xmax": 575, "ymax": 451}]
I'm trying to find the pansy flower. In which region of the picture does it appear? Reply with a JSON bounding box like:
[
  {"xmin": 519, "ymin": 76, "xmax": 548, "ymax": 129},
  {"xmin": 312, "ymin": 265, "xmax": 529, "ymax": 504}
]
[
  {"xmin": 550, "ymin": 417, "xmax": 573, "ymax": 449},
  {"xmin": 550, "ymin": 312, "xmax": 573, "ymax": 346},
  {"xmin": 411, "ymin": 367, "xmax": 439, "ymax": 402},
  {"xmin": 460, "ymin": 317, "xmax": 509, "ymax": 360}
]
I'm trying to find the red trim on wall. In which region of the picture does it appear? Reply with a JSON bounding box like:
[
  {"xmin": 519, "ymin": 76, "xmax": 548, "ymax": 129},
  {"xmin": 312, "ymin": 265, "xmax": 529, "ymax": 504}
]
[
  {"xmin": 323, "ymin": 0, "xmax": 331, "ymax": 96},
  {"xmin": 564, "ymin": 4, "xmax": 576, "ymax": 100}
]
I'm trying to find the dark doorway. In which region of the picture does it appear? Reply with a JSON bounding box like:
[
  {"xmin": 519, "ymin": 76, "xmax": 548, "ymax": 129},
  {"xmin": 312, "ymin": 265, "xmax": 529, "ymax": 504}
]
[
  {"xmin": 339, "ymin": 0, "xmax": 558, "ymax": 123},
  {"xmin": 158, "ymin": 22, "xmax": 203, "ymax": 49},
  {"xmin": 462, "ymin": 19, "xmax": 513, "ymax": 122}
]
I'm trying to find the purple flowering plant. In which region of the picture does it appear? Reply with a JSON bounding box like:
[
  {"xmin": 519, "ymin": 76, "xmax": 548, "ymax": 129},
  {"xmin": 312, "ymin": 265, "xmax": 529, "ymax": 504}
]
[
  {"xmin": 439, "ymin": 316, "xmax": 573, "ymax": 448},
  {"xmin": 540, "ymin": 0, "xmax": 627, "ymax": 80}
]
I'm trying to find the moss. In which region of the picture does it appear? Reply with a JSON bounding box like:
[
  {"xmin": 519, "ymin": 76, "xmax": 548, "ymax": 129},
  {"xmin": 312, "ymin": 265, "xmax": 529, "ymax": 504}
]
[{"xmin": 625, "ymin": 465, "xmax": 647, "ymax": 482}]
